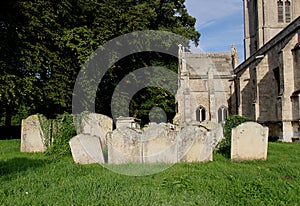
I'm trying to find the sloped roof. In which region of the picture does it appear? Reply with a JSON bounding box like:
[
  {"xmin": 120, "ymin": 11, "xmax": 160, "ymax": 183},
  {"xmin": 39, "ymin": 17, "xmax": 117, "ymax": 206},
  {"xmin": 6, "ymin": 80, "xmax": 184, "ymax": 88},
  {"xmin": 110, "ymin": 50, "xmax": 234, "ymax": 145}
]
[{"xmin": 184, "ymin": 52, "xmax": 233, "ymax": 76}]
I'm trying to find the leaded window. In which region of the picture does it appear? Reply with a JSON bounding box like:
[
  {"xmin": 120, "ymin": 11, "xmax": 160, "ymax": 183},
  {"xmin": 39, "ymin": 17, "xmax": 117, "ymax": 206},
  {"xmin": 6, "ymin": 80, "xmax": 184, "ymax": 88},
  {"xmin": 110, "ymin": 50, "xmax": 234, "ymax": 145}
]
[{"xmin": 196, "ymin": 106, "xmax": 206, "ymax": 122}]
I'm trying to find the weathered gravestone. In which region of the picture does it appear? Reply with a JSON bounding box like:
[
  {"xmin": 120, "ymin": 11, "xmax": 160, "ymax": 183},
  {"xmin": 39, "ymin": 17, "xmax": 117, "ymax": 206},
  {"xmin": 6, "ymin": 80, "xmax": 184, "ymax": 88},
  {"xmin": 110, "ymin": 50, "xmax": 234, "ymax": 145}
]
[
  {"xmin": 21, "ymin": 115, "xmax": 47, "ymax": 152},
  {"xmin": 231, "ymin": 122, "xmax": 269, "ymax": 161},
  {"xmin": 142, "ymin": 123, "xmax": 177, "ymax": 163},
  {"xmin": 199, "ymin": 120, "xmax": 224, "ymax": 147},
  {"xmin": 69, "ymin": 134, "xmax": 104, "ymax": 164},
  {"xmin": 108, "ymin": 128, "xmax": 143, "ymax": 164},
  {"xmin": 107, "ymin": 120, "xmax": 222, "ymax": 164},
  {"xmin": 80, "ymin": 113, "xmax": 113, "ymax": 147},
  {"xmin": 108, "ymin": 122, "xmax": 177, "ymax": 164},
  {"xmin": 177, "ymin": 125, "xmax": 214, "ymax": 162}
]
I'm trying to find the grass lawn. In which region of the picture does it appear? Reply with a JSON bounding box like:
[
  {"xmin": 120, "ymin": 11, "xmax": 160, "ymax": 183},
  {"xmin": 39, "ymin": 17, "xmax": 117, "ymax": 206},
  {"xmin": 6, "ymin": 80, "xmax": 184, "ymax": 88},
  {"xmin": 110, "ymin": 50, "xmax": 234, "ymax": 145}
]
[{"xmin": 0, "ymin": 139, "xmax": 300, "ymax": 205}]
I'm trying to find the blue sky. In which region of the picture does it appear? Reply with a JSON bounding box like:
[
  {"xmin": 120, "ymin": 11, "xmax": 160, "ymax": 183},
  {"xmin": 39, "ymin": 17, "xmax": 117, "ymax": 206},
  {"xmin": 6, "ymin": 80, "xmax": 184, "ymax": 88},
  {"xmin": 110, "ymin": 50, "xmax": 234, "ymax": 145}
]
[{"xmin": 185, "ymin": 0, "xmax": 245, "ymax": 61}]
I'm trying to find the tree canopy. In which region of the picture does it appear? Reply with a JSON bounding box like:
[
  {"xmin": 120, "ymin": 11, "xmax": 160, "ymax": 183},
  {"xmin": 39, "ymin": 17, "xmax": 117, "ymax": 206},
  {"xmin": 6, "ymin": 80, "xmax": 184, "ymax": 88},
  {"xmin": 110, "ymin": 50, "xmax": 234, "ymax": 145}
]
[{"xmin": 0, "ymin": 0, "xmax": 200, "ymax": 126}]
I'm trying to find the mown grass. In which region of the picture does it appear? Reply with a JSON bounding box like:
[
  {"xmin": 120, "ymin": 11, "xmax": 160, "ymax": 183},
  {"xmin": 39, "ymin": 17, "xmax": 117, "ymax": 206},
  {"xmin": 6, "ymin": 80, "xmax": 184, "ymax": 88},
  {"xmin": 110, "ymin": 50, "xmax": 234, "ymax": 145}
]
[{"xmin": 0, "ymin": 140, "xmax": 300, "ymax": 205}]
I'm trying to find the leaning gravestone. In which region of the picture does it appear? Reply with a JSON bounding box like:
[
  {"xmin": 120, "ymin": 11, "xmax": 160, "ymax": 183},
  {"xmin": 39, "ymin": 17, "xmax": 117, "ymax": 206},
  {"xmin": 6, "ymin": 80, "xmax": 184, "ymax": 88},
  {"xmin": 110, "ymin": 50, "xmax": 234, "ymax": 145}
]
[
  {"xmin": 80, "ymin": 113, "xmax": 113, "ymax": 147},
  {"xmin": 200, "ymin": 120, "xmax": 224, "ymax": 147},
  {"xmin": 177, "ymin": 125, "xmax": 213, "ymax": 162},
  {"xmin": 142, "ymin": 123, "xmax": 177, "ymax": 163},
  {"xmin": 69, "ymin": 134, "xmax": 104, "ymax": 164},
  {"xmin": 21, "ymin": 115, "xmax": 47, "ymax": 152},
  {"xmin": 231, "ymin": 122, "xmax": 269, "ymax": 161}
]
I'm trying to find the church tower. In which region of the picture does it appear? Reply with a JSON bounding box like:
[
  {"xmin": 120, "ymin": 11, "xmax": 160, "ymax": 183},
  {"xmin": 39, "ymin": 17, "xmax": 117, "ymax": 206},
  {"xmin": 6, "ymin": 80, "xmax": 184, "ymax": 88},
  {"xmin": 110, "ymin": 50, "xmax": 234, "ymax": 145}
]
[{"xmin": 243, "ymin": 0, "xmax": 300, "ymax": 58}]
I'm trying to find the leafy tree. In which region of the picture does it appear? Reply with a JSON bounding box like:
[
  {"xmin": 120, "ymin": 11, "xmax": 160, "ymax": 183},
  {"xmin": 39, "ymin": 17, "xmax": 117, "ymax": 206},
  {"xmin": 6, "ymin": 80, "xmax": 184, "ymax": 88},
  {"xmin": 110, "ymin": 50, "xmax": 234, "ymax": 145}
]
[
  {"xmin": 0, "ymin": 0, "xmax": 200, "ymax": 125},
  {"xmin": 0, "ymin": 0, "xmax": 38, "ymax": 126}
]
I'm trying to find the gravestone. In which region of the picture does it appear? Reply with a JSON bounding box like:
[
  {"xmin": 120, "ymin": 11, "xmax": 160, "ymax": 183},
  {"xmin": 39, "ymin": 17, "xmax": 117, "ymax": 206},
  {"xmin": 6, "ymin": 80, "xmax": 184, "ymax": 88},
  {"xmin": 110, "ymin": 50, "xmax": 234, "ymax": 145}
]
[
  {"xmin": 231, "ymin": 122, "xmax": 269, "ymax": 161},
  {"xmin": 108, "ymin": 128, "xmax": 143, "ymax": 164},
  {"xmin": 142, "ymin": 123, "xmax": 177, "ymax": 163},
  {"xmin": 199, "ymin": 120, "xmax": 224, "ymax": 147},
  {"xmin": 107, "ymin": 121, "xmax": 219, "ymax": 164},
  {"xmin": 21, "ymin": 115, "xmax": 47, "ymax": 152},
  {"xmin": 177, "ymin": 125, "xmax": 213, "ymax": 162},
  {"xmin": 80, "ymin": 113, "xmax": 113, "ymax": 147},
  {"xmin": 69, "ymin": 134, "xmax": 104, "ymax": 164}
]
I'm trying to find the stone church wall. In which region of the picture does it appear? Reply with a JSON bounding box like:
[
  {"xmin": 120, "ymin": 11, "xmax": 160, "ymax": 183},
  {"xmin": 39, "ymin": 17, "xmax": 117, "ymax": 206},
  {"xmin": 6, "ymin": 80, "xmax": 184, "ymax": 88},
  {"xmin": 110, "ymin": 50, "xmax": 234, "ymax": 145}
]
[
  {"xmin": 176, "ymin": 48, "xmax": 235, "ymax": 125},
  {"xmin": 234, "ymin": 17, "xmax": 300, "ymax": 141}
]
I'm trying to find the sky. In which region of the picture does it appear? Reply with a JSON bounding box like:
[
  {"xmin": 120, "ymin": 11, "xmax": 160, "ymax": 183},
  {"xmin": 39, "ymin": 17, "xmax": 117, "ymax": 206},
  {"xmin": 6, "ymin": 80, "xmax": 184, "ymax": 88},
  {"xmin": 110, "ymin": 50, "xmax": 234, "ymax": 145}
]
[{"xmin": 185, "ymin": 0, "xmax": 245, "ymax": 62}]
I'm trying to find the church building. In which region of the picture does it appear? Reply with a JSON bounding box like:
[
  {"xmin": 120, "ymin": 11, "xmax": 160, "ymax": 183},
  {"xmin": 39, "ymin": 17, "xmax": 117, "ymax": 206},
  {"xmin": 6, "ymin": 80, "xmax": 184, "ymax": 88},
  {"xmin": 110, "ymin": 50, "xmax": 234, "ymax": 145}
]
[
  {"xmin": 175, "ymin": 0, "xmax": 300, "ymax": 142},
  {"xmin": 234, "ymin": 0, "xmax": 300, "ymax": 142},
  {"xmin": 174, "ymin": 45, "xmax": 237, "ymax": 127}
]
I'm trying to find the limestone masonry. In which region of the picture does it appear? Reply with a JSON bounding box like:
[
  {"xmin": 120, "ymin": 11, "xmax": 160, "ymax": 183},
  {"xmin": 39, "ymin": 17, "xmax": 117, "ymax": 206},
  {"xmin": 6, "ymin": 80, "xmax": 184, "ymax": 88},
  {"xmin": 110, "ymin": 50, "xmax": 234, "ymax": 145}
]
[
  {"xmin": 177, "ymin": 0, "xmax": 300, "ymax": 142},
  {"xmin": 235, "ymin": 0, "xmax": 300, "ymax": 142}
]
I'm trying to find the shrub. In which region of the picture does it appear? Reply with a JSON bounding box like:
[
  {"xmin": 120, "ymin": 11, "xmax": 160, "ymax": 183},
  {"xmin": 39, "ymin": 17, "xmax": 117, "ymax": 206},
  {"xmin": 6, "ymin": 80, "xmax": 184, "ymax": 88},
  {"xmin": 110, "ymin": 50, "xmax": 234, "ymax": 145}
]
[
  {"xmin": 44, "ymin": 113, "xmax": 76, "ymax": 157},
  {"xmin": 218, "ymin": 115, "xmax": 248, "ymax": 157}
]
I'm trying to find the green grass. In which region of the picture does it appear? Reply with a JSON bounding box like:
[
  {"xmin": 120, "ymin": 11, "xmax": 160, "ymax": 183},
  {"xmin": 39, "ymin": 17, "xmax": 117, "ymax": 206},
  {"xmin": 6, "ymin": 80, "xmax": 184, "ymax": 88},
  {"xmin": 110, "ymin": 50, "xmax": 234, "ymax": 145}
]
[{"xmin": 1, "ymin": 140, "xmax": 300, "ymax": 205}]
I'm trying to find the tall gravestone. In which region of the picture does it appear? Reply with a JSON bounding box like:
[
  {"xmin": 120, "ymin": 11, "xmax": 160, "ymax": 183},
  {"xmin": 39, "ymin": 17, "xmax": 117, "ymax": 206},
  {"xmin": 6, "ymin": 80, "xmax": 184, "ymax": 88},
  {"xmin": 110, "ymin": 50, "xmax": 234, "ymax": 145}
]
[
  {"xmin": 177, "ymin": 126, "xmax": 213, "ymax": 162},
  {"xmin": 21, "ymin": 115, "xmax": 47, "ymax": 152},
  {"xmin": 108, "ymin": 128, "xmax": 143, "ymax": 164},
  {"xmin": 231, "ymin": 122, "xmax": 269, "ymax": 161},
  {"xmin": 142, "ymin": 123, "xmax": 177, "ymax": 163},
  {"xmin": 80, "ymin": 113, "xmax": 113, "ymax": 147}
]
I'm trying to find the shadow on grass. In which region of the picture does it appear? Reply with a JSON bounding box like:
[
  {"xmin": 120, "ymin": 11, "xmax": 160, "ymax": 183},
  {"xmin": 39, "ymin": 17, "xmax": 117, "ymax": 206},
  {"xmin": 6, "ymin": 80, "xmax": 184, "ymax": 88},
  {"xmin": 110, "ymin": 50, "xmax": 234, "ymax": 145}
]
[{"xmin": 0, "ymin": 157, "xmax": 49, "ymax": 176}]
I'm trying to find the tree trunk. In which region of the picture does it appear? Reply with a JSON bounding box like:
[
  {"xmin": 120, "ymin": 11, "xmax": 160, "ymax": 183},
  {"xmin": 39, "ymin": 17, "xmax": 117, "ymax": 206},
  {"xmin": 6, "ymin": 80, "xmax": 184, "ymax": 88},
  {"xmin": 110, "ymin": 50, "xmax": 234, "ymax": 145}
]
[{"xmin": 5, "ymin": 107, "xmax": 12, "ymax": 126}]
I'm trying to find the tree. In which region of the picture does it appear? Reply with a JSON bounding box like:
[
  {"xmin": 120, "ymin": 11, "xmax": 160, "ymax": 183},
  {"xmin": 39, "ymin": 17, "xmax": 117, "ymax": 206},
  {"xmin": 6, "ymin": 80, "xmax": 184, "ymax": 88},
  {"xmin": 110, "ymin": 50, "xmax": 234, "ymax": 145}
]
[
  {"xmin": 0, "ymin": 0, "xmax": 38, "ymax": 126},
  {"xmin": 0, "ymin": 0, "xmax": 200, "ymax": 125}
]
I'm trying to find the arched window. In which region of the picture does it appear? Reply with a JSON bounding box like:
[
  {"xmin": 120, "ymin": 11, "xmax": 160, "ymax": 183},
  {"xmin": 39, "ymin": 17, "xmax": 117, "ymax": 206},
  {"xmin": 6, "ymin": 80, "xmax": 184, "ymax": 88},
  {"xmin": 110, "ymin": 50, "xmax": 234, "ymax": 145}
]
[
  {"xmin": 196, "ymin": 106, "xmax": 206, "ymax": 122},
  {"xmin": 278, "ymin": 0, "xmax": 292, "ymax": 23},
  {"xmin": 285, "ymin": 1, "xmax": 291, "ymax": 23},
  {"xmin": 278, "ymin": 0, "xmax": 284, "ymax": 23},
  {"xmin": 218, "ymin": 106, "xmax": 227, "ymax": 123}
]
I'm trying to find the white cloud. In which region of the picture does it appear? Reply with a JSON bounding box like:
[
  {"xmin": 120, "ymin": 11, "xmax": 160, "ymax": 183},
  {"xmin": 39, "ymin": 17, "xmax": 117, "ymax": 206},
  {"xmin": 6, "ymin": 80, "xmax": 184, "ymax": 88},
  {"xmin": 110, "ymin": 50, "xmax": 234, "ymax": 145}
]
[{"xmin": 185, "ymin": 0, "xmax": 242, "ymax": 28}]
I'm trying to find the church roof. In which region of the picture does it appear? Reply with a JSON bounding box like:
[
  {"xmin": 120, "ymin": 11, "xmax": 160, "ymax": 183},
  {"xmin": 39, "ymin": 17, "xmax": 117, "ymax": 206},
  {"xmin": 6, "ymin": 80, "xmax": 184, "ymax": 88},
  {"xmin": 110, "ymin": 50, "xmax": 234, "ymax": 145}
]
[{"xmin": 184, "ymin": 52, "xmax": 233, "ymax": 76}]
